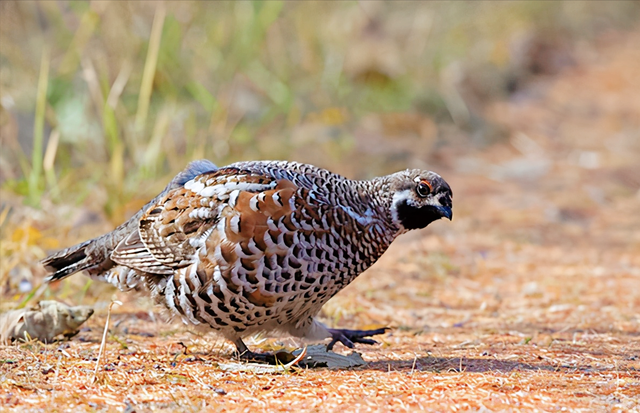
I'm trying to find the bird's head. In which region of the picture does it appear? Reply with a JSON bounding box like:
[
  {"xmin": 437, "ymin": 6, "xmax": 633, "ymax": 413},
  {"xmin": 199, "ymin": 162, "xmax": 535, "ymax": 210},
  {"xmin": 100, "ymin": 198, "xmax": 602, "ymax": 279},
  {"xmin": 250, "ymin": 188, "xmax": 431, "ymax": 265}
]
[{"xmin": 388, "ymin": 170, "xmax": 453, "ymax": 232}]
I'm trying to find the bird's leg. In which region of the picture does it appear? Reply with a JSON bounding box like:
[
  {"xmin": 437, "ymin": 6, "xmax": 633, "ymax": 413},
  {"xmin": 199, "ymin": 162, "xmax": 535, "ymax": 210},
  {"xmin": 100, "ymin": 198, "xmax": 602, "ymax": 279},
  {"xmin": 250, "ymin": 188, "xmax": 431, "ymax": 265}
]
[
  {"xmin": 232, "ymin": 338, "xmax": 281, "ymax": 364},
  {"xmin": 326, "ymin": 327, "xmax": 389, "ymax": 351}
]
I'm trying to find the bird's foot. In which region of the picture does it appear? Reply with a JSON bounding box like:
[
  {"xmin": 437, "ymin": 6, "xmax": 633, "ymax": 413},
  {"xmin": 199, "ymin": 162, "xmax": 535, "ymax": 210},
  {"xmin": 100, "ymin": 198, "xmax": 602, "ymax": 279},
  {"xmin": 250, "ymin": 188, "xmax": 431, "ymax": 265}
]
[
  {"xmin": 326, "ymin": 327, "xmax": 389, "ymax": 351},
  {"xmin": 235, "ymin": 349, "xmax": 297, "ymax": 365},
  {"xmin": 236, "ymin": 349, "xmax": 274, "ymax": 364}
]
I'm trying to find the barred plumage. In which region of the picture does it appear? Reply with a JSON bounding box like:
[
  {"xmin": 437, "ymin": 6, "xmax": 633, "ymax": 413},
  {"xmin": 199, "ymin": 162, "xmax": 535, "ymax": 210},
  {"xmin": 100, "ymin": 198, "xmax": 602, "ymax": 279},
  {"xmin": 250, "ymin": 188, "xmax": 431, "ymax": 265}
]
[{"xmin": 42, "ymin": 160, "xmax": 453, "ymax": 357}]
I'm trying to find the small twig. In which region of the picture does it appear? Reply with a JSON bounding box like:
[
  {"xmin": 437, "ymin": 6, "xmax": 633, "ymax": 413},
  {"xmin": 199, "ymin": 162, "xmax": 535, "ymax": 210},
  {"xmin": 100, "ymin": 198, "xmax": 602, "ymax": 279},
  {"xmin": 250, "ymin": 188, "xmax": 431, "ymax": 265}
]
[
  {"xmin": 51, "ymin": 352, "xmax": 62, "ymax": 405},
  {"xmin": 93, "ymin": 300, "xmax": 122, "ymax": 382},
  {"xmin": 410, "ymin": 353, "xmax": 418, "ymax": 375},
  {"xmin": 613, "ymin": 358, "xmax": 620, "ymax": 395}
]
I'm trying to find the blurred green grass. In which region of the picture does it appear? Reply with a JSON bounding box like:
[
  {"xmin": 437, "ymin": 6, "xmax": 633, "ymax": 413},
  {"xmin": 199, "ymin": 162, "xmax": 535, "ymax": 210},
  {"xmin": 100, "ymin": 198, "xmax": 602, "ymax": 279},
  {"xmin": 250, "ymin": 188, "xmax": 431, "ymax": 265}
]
[{"xmin": 1, "ymin": 0, "xmax": 639, "ymax": 222}]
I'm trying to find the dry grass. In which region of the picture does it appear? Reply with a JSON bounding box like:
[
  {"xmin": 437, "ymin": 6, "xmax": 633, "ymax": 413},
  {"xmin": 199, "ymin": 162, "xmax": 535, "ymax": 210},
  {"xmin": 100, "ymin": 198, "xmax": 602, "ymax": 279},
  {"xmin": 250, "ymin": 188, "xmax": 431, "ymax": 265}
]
[{"xmin": 2, "ymin": 9, "xmax": 640, "ymax": 413}]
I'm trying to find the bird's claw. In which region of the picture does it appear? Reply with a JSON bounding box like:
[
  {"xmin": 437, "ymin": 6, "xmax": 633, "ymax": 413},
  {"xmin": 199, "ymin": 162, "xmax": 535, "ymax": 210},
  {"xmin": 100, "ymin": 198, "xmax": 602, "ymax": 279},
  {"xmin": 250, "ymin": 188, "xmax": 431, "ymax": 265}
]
[{"xmin": 326, "ymin": 327, "xmax": 389, "ymax": 351}]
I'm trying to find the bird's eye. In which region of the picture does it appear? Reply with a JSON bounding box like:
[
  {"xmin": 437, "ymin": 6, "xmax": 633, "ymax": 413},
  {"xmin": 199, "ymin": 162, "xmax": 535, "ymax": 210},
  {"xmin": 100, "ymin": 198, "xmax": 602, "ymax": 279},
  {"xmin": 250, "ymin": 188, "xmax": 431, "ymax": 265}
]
[{"xmin": 416, "ymin": 182, "xmax": 431, "ymax": 198}]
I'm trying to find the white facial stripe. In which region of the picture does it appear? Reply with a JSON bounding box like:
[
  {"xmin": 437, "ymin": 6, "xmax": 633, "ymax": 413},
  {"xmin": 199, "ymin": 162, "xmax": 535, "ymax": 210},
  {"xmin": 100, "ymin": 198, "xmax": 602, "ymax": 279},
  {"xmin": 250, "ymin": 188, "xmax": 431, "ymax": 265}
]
[
  {"xmin": 390, "ymin": 189, "xmax": 412, "ymax": 226},
  {"xmin": 432, "ymin": 192, "xmax": 446, "ymax": 206}
]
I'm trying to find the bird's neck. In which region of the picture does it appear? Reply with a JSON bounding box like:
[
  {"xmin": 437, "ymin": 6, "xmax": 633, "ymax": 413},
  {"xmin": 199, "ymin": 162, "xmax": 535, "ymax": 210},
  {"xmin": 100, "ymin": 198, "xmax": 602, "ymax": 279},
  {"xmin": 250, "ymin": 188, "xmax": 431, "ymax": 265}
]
[{"xmin": 347, "ymin": 175, "xmax": 403, "ymax": 241}]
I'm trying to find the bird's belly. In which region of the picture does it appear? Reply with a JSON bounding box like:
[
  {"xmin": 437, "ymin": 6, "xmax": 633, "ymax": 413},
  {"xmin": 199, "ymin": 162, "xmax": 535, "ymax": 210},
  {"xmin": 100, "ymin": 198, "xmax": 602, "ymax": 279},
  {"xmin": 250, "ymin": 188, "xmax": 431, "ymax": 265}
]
[
  {"xmin": 155, "ymin": 222, "xmax": 386, "ymax": 336},
  {"xmin": 160, "ymin": 259, "xmax": 357, "ymax": 336}
]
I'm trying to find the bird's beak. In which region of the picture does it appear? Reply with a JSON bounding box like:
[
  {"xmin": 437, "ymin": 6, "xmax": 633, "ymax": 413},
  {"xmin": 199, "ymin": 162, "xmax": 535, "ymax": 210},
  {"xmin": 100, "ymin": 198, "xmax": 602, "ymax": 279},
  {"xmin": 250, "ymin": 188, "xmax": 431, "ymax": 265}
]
[{"xmin": 436, "ymin": 205, "xmax": 453, "ymax": 221}]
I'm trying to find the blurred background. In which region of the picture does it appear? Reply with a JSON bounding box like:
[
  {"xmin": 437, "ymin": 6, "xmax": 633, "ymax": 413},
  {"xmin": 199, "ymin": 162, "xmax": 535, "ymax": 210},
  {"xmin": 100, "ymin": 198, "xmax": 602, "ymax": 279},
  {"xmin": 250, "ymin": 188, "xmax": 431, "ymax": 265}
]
[{"xmin": 1, "ymin": 1, "xmax": 639, "ymax": 319}]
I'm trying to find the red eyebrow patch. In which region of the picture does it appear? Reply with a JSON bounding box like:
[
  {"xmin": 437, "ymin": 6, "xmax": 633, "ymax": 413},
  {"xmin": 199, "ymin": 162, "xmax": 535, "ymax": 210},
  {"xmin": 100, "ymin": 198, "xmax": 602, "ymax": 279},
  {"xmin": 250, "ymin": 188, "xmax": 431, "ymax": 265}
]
[{"xmin": 420, "ymin": 179, "xmax": 433, "ymax": 191}]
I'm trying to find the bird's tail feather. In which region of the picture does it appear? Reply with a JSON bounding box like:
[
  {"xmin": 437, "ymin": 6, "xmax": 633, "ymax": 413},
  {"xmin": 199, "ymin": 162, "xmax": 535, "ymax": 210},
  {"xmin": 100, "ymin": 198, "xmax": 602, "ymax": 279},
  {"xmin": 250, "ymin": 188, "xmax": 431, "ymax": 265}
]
[
  {"xmin": 42, "ymin": 239, "xmax": 97, "ymax": 282},
  {"xmin": 42, "ymin": 159, "xmax": 219, "ymax": 283}
]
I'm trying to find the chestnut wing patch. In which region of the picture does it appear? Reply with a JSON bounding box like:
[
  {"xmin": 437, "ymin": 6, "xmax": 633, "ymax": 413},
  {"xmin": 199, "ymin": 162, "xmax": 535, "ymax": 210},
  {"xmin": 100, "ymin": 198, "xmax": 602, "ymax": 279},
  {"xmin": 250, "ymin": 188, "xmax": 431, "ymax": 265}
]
[
  {"xmin": 111, "ymin": 168, "xmax": 280, "ymax": 275},
  {"xmin": 111, "ymin": 186, "xmax": 217, "ymax": 274}
]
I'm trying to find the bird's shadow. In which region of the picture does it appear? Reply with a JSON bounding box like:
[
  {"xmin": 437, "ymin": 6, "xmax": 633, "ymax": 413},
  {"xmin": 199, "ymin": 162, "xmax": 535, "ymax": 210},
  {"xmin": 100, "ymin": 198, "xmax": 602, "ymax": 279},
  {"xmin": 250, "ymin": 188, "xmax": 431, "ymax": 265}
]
[
  {"xmin": 365, "ymin": 356, "xmax": 555, "ymax": 373},
  {"xmin": 363, "ymin": 355, "xmax": 638, "ymax": 374}
]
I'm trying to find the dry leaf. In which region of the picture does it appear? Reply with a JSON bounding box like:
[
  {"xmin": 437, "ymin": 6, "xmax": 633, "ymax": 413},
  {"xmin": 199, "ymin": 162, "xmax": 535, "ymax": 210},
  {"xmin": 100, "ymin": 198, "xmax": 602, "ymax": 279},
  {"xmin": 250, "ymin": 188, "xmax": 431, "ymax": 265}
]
[{"xmin": 0, "ymin": 300, "xmax": 94, "ymax": 344}]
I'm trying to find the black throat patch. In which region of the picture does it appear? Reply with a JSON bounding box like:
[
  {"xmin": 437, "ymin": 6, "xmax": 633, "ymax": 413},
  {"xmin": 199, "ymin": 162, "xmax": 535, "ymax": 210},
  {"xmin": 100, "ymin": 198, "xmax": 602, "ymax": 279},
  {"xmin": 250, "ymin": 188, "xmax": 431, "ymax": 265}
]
[{"xmin": 396, "ymin": 201, "xmax": 445, "ymax": 230}]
